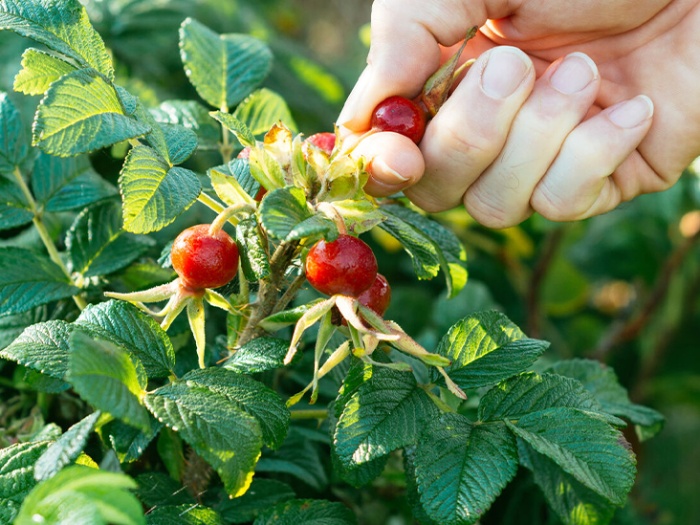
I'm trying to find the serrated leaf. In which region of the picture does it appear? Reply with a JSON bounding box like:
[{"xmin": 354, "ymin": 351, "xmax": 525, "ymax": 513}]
[
  {"xmin": 13, "ymin": 47, "xmax": 77, "ymax": 95},
  {"xmin": 377, "ymin": 211, "xmax": 440, "ymax": 280},
  {"xmin": 478, "ymin": 372, "xmax": 624, "ymax": 426},
  {"xmin": 31, "ymin": 152, "xmax": 117, "ymax": 212},
  {"xmin": 180, "ymin": 18, "xmax": 273, "ymax": 109},
  {"xmin": 413, "ymin": 414, "xmax": 518, "ymax": 525},
  {"xmin": 210, "ymin": 165, "xmax": 256, "ymax": 207},
  {"xmin": 254, "ymin": 499, "xmax": 357, "ymax": 525},
  {"xmin": 547, "ymin": 359, "xmax": 664, "ymax": 439},
  {"xmin": 183, "ymin": 368, "xmax": 289, "ymax": 450},
  {"xmin": 216, "ymin": 478, "xmax": 295, "ymax": 524},
  {"xmin": 76, "ymin": 300, "xmax": 176, "ymax": 379},
  {"xmin": 518, "ymin": 440, "xmax": 616, "ymax": 525},
  {"xmin": 236, "ymin": 216, "xmax": 271, "ymax": 281},
  {"xmin": 382, "ymin": 204, "xmax": 467, "ymax": 297},
  {"xmin": 14, "ymin": 465, "xmax": 145, "ymax": 525},
  {"xmin": 0, "ymin": 320, "xmax": 71, "ymax": 379},
  {"xmin": 0, "ymin": 92, "xmax": 29, "ymax": 173},
  {"xmin": 0, "ymin": 176, "xmax": 33, "ymax": 230},
  {"xmin": 285, "ymin": 214, "xmax": 338, "ymax": 242},
  {"xmin": 334, "ymin": 365, "xmax": 439, "ymax": 468},
  {"xmin": 434, "ymin": 311, "xmax": 549, "ymax": 390},
  {"xmin": 0, "ymin": 247, "xmax": 79, "ymax": 317},
  {"xmin": 146, "ymin": 505, "xmax": 222, "ymax": 525},
  {"xmin": 0, "ymin": 307, "xmax": 47, "ymax": 351},
  {"xmin": 259, "ymin": 186, "xmax": 311, "ymax": 239},
  {"xmin": 119, "ymin": 145, "xmax": 201, "ymax": 234},
  {"xmin": 0, "ymin": 0, "xmax": 113, "ymax": 79},
  {"xmin": 223, "ymin": 338, "xmax": 289, "ymax": 374},
  {"xmin": 157, "ymin": 123, "xmax": 198, "ymax": 165},
  {"xmin": 103, "ymin": 417, "xmax": 162, "ymax": 464},
  {"xmin": 0, "ymin": 441, "xmax": 50, "ymax": 520},
  {"xmin": 33, "ymin": 68, "xmax": 150, "ymax": 156},
  {"xmin": 34, "ymin": 411, "xmax": 101, "ymax": 482},
  {"xmin": 67, "ymin": 200, "xmax": 155, "ymax": 277},
  {"xmin": 328, "ymin": 199, "xmax": 383, "ymax": 236},
  {"xmin": 233, "ymin": 88, "xmax": 297, "ymax": 135},
  {"xmin": 210, "ymin": 111, "xmax": 256, "ymax": 147},
  {"xmin": 68, "ymin": 328, "xmax": 152, "ymax": 433},
  {"xmin": 151, "ymin": 100, "xmax": 220, "ymax": 150},
  {"xmin": 144, "ymin": 380, "xmax": 263, "ymax": 498},
  {"xmin": 506, "ymin": 407, "xmax": 636, "ymax": 505}
]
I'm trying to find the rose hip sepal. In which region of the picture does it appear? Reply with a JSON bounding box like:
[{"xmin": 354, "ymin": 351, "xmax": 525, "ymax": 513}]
[{"xmin": 105, "ymin": 223, "xmax": 240, "ymax": 369}]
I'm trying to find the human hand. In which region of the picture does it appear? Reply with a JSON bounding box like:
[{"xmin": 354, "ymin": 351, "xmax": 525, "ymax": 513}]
[{"xmin": 338, "ymin": 0, "xmax": 700, "ymax": 228}]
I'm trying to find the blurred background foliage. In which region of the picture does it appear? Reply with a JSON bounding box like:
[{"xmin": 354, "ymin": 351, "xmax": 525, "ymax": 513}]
[{"xmin": 0, "ymin": 0, "xmax": 698, "ymax": 523}]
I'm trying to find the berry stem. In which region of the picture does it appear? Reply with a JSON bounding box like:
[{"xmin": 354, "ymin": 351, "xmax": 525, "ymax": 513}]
[{"xmin": 208, "ymin": 203, "xmax": 255, "ymax": 235}]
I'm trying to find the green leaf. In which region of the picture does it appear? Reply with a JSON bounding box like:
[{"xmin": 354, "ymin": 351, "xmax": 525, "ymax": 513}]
[
  {"xmin": 144, "ymin": 380, "xmax": 263, "ymax": 498},
  {"xmin": 223, "ymin": 337, "xmax": 289, "ymax": 374},
  {"xmin": 547, "ymin": 359, "xmax": 664, "ymax": 439},
  {"xmin": 31, "ymin": 152, "xmax": 117, "ymax": 212},
  {"xmin": 518, "ymin": 440, "xmax": 616, "ymax": 525},
  {"xmin": 478, "ymin": 372, "xmax": 624, "ymax": 427},
  {"xmin": 0, "ymin": 441, "xmax": 50, "ymax": 523},
  {"xmin": 0, "ymin": 0, "xmax": 113, "ymax": 79},
  {"xmin": 179, "ymin": 18, "xmax": 273, "ymax": 109},
  {"xmin": 34, "ymin": 411, "xmax": 101, "ymax": 482},
  {"xmin": 434, "ymin": 311, "xmax": 549, "ymax": 390},
  {"xmin": 13, "ymin": 47, "xmax": 77, "ymax": 95},
  {"xmin": 377, "ymin": 211, "xmax": 440, "ymax": 280},
  {"xmin": 506, "ymin": 407, "xmax": 636, "ymax": 505},
  {"xmin": 259, "ymin": 187, "xmax": 311, "ymax": 239},
  {"xmin": 14, "ymin": 465, "xmax": 145, "ymax": 525},
  {"xmin": 156, "ymin": 123, "xmax": 198, "ymax": 165},
  {"xmin": 0, "ymin": 177, "xmax": 33, "ymax": 230},
  {"xmin": 0, "ymin": 320, "xmax": 72, "ymax": 379},
  {"xmin": 182, "ymin": 368, "xmax": 289, "ymax": 450},
  {"xmin": 334, "ymin": 365, "xmax": 439, "ymax": 469},
  {"xmin": 382, "ymin": 204, "xmax": 468, "ymax": 297},
  {"xmin": 413, "ymin": 414, "xmax": 518, "ymax": 525},
  {"xmin": 216, "ymin": 478, "xmax": 295, "ymax": 524},
  {"xmin": 234, "ymin": 88, "xmax": 297, "ymax": 135},
  {"xmin": 67, "ymin": 200, "xmax": 154, "ymax": 277},
  {"xmin": 68, "ymin": 328, "xmax": 152, "ymax": 433},
  {"xmin": 119, "ymin": 145, "xmax": 201, "ymax": 234},
  {"xmin": 75, "ymin": 300, "xmax": 176, "ymax": 379},
  {"xmin": 236, "ymin": 216, "xmax": 271, "ymax": 281},
  {"xmin": 285, "ymin": 214, "xmax": 338, "ymax": 242},
  {"xmin": 258, "ymin": 299, "xmax": 326, "ymax": 332},
  {"xmin": 150, "ymin": 100, "xmax": 220, "ymax": 150},
  {"xmin": 254, "ymin": 499, "xmax": 357, "ymax": 525},
  {"xmin": 0, "ymin": 307, "xmax": 47, "ymax": 351},
  {"xmin": 102, "ymin": 418, "xmax": 162, "ymax": 464},
  {"xmin": 0, "ymin": 92, "xmax": 29, "ymax": 173},
  {"xmin": 146, "ymin": 505, "xmax": 222, "ymax": 525},
  {"xmin": 0, "ymin": 247, "xmax": 79, "ymax": 317},
  {"xmin": 33, "ymin": 69, "xmax": 150, "ymax": 156},
  {"xmin": 327, "ymin": 199, "xmax": 383, "ymax": 236},
  {"xmin": 210, "ymin": 111, "xmax": 256, "ymax": 147},
  {"xmin": 210, "ymin": 165, "xmax": 256, "ymax": 207}
]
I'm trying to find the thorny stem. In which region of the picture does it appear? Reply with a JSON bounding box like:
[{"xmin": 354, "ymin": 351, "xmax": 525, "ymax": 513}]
[{"xmin": 12, "ymin": 166, "xmax": 87, "ymax": 311}]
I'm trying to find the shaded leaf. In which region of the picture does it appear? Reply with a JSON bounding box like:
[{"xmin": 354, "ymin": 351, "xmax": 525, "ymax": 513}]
[
  {"xmin": 0, "ymin": 440, "xmax": 50, "ymax": 523},
  {"xmin": 0, "ymin": 92, "xmax": 28, "ymax": 173},
  {"xmin": 259, "ymin": 187, "xmax": 311, "ymax": 239},
  {"xmin": 0, "ymin": 320, "xmax": 72, "ymax": 379},
  {"xmin": 146, "ymin": 505, "xmax": 222, "ymax": 525},
  {"xmin": 377, "ymin": 211, "xmax": 440, "ymax": 280},
  {"xmin": 223, "ymin": 337, "xmax": 289, "ymax": 374},
  {"xmin": 0, "ymin": 177, "xmax": 33, "ymax": 230},
  {"xmin": 254, "ymin": 499, "xmax": 357, "ymax": 525},
  {"xmin": 150, "ymin": 100, "xmax": 220, "ymax": 150},
  {"xmin": 236, "ymin": 216, "xmax": 270, "ymax": 281},
  {"xmin": 216, "ymin": 478, "xmax": 295, "ymax": 524},
  {"xmin": 234, "ymin": 88, "xmax": 297, "ymax": 135}
]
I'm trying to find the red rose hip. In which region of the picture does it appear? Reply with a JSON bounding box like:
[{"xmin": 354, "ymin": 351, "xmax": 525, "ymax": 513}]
[
  {"xmin": 171, "ymin": 224, "xmax": 239, "ymax": 290},
  {"xmin": 357, "ymin": 274, "xmax": 391, "ymax": 316},
  {"xmin": 305, "ymin": 132, "xmax": 336, "ymax": 155},
  {"xmin": 305, "ymin": 234, "xmax": 378, "ymax": 297},
  {"xmin": 371, "ymin": 96, "xmax": 427, "ymax": 144}
]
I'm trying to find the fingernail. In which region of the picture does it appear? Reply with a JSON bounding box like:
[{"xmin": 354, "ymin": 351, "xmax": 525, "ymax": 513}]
[
  {"xmin": 481, "ymin": 47, "xmax": 531, "ymax": 99},
  {"xmin": 550, "ymin": 52, "xmax": 597, "ymax": 94},
  {"xmin": 369, "ymin": 157, "xmax": 410, "ymax": 186},
  {"xmin": 337, "ymin": 67, "xmax": 373, "ymax": 130},
  {"xmin": 608, "ymin": 95, "xmax": 654, "ymax": 128}
]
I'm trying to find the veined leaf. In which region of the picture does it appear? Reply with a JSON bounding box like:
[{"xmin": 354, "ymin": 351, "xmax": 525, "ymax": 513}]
[
  {"xmin": 150, "ymin": 100, "xmax": 220, "ymax": 150},
  {"xmin": 119, "ymin": 145, "xmax": 201, "ymax": 234},
  {"xmin": 31, "ymin": 152, "xmax": 117, "ymax": 212},
  {"xmin": 210, "ymin": 166, "xmax": 256, "ymax": 207},
  {"xmin": 67, "ymin": 200, "xmax": 155, "ymax": 278},
  {"xmin": 144, "ymin": 380, "xmax": 263, "ymax": 498},
  {"xmin": 0, "ymin": 441, "xmax": 50, "ymax": 524},
  {"xmin": 33, "ymin": 68, "xmax": 150, "ymax": 156},
  {"xmin": 377, "ymin": 211, "xmax": 440, "ymax": 280},
  {"xmin": 0, "ymin": 247, "xmax": 79, "ymax": 317},
  {"xmin": 146, "ymin": 505, "xmax": 222, "ymax": 525},
  {"xmin": 76, "ymin": 300, "xmax": 175, "ymax": 379},
  {"xmin": 0, "ymin": 307, "xmax": 48, "ymax": 352},
  {"xmin": 215, "ymin": 478, "xmax": 294, "ymax": 524},
  {"xmin": 506, "ymin": 407, "xmax": 636, "ymax": 505},
  {"xmin": 179, "ymin": 18, "xmax": 273, "ymax": 109},
  {"xmin": 236, "ymin": 216, "xmax": 271, "ymax": 281},
  {"xmin": 0, "ymin": 92, "xmax": 29, "ymax": 173},
  {"xmin": 334, "ymin": 365, "xmax": 439, "ymax": 468},
  {"xmin": 0, "ymin": 320, "xmax": 72, "ymax": 380},
  {"xmin": 254, "ymin": 499, "xmax": 357, "ymax": 525},
  {"xmin": 382, "ymin": 204, "xmax": 467, "ymax": 297},
  {"xmin": 34, "ymin": 411, "xmax": 101, "ymax": 482},
  {"xmin": 285, "ymin": 214, "xmax": 338, "ymax": 242},
  {"xmin": 234, "ymin": 88, "xmax": 297, "ymax": 135},
  {"xmin": 155, "ymin": 123, "xmax": 198, "ymax": 166},
  {"xmin": 68, "ymin": 328, "xmax": 152, "ymax": 433},
  {"xmin": 433, "ymin": 311, "xmax": 549, "ymax": 390},
  {"xmin": 102, "ymin": 417, "xmax": 162, "ymax": 464},
  {"xmin": 413, "ymin": 414, "xmax": 518, "ymax": 525},
  {"xmin": 13, "ymin": 47, "xmax": 77, "ymax": 95},
  {"xmin": 0, "ymin": 0, "xmax": 113, "ymax": 78},
  {"xmin": 259, "ymin": 187, "xmax": 311, "ymax": 239},
  {"xmin": 210, "ymin": 111, "xmax": 256, "ymax": 148},
  {"xmin": 0, "ymin": 177, "xmax": 33, "ymax": 230}
]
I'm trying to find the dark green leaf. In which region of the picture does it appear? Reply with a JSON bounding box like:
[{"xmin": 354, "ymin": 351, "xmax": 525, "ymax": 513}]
[
  {"xmin": 215, "ymin": 478, "xmax": 295, "ymax": 524},
  {"xmin": 413, "ymin": 414, "xmax": 518, "ymax": 525},
  {"xmin": 209, "ymin": 111, "xmax": 256, "ymax": 147},
  {"xmin": 0, "ymin": 307, "xmax": 47, "ymax": 351},
  {"xmin": 13, "ymin": 47, "xmax": 77, "ymax": 95},
  {"xmin": 0, "ymin": 177, "xmax": 33, "ymax": 230},
  {"xmin": 259, "ymin": 187, "xmax": 311, "ymax": 239},
  {"xmin": 256, "ymin": 428, "xmax": 328, "ymax": 490},
  {"xmin": 254, "ymin": 499, "xmax": 357, "ymax": 525},
  {"xmin": 180, "ymin": 18, "xmax": 273, "ymax": 109},
  {"xmin": 236, "ymin": 216, "xmax": 271, "ymax": 281},
  {"xmin": 377, "ymin": 211, "xmax": 440, "ymax": 280},
  {"xmin": 223, "ymin": 337, "xmax": 289, "ymax": 374},
  {"xmin": 103, "ymin": 418, "xmax": 162, "ymax": 464},
  {"xmin": 234, "ymin": 88, "xmax": 297, "ymax": 135},
  {"xmin": 285, "ymin": 214, "xmax": 338, "ymax": 242},
  {"xmin": 136, "ymin": 472, "xmax": 194, "ymax": 508},
  {"xmin": 150, "ymin": 100, "xmax": 220, "ymax": 150},
  {"xmin": 0, "ymin": 320, "xmax": 71, "ymax": 379},
  {"xmin": 146, "ymin": 505, "xmax": 222, "ymax": 525},
  {"xmin": 0, "ymin": 92, "xmax": 28, "ymax": 174},
  {"xmin": 0, "ymin": 247, "xmax": 79, "ymax": 317},
  {"xmin": 0, "ymin": 441, "xmax": 50, "ymax": 521}
]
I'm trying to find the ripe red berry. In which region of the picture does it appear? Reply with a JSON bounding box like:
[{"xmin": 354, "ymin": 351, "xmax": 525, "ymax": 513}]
[
  {"xmin": 305, "ymin": 234, "xmax": 378, "ymax": 297},
  {"xmin": 305, "ymin": 132, "xmax": 336, "ymax": 155},
  {"xmin": 370, "ymin": 96, "xmax": 427, "ymax": 144},
  {"xmin": 357, "ymin": 274, "xmax": 391, "ymax": 316},
  {"xmin": 171, "ymin": 224, "xmax": 239, "ymax": 290}
]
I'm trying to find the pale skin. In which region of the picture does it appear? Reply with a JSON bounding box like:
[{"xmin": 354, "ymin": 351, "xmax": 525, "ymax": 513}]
[{"xmin": 338, "ymin": 0, "xmax": 700, "ymax": 228}]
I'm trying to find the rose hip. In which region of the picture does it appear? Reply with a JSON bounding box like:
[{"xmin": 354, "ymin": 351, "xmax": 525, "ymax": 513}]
[
  {"xmin": 171, "ymin": 224, "xmax": 239, "ymax": 290},
  {"xmin": 370, "ymin": 96, "xmax": 427, "ymax": 144}
]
